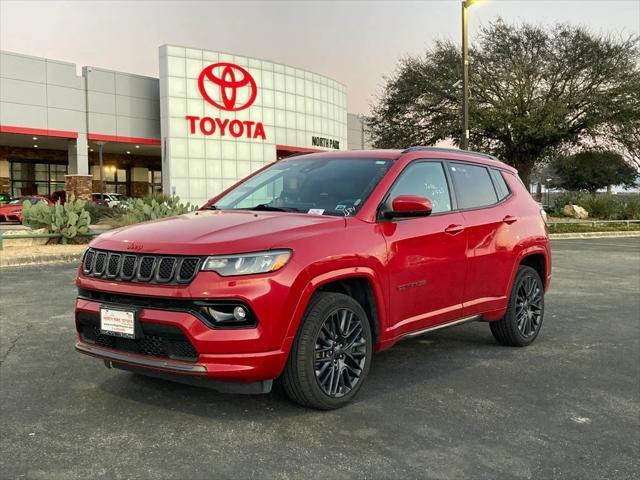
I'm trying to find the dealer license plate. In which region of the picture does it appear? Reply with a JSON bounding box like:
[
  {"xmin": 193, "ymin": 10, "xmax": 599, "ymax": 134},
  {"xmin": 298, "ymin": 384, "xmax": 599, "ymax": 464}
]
[{"xmin": 100, "ymin": 307, "xmax": 136, "ymax": 339}]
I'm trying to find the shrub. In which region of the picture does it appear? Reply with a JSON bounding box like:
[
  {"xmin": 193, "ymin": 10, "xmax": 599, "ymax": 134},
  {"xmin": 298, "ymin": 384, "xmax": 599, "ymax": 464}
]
[
  {"xmin": 585, "ymin": 195, "xmax": 624, "ymax": 220},
  {"xmin": 111, "ymin": 194, "xmax": 195, "ymax": 227},
  {"xmin": 83, "ymin": 202, "xmax": 116, "ymax": 224},
  {"xmin": 553, "ymin": 191, "xmax": 640, "ymax": 220},
  {"xmin": 22, "ymin": 196, "xmax": 91, "ymax": 243},
  {"xmin": 622, "ymin": 197, "xmax": 640, "ymax": 220}
]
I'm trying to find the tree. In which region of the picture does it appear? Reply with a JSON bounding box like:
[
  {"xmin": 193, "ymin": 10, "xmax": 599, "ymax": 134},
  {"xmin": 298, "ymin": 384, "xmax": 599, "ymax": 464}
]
[
  {"xmin": 367, "ymin": 20, "xmax": 640, "ymax": 186},
  {"xmin": 551, "ymin": 150, "xmax": 639, "ymax": 193}
]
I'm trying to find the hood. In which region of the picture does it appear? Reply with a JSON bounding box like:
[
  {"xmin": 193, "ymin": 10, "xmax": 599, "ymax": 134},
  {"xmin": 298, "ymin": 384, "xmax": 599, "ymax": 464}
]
[{"xmin": 92, "ymin": 210, "xmax": 346, "ymax": 255}]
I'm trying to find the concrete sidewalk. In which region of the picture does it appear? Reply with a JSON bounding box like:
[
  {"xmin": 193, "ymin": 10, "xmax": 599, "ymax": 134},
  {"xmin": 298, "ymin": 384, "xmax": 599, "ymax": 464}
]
[
  {"xmin": 0, "ymin": 224, "xmax": 111, "ymax": 267},
  {"xmin": 0, "ymin": 244, "xmax": 87, "ymax": 268}
]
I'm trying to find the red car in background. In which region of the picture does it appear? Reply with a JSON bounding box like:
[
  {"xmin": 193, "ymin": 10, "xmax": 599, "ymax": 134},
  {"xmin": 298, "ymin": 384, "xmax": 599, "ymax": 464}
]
[{"xmin": 0, "ymin": 196, "xmax": 53, "ymax": 223}]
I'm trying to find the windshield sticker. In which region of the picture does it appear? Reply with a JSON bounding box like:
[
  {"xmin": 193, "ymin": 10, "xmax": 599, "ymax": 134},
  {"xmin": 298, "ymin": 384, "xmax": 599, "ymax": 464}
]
[
  {"xmin": 308, "ymin": 209, "xmax": 325, "ymax": 215},
  {"xmin": 335, "ymin": 204, "xmax": 346, "ymax": 211}
]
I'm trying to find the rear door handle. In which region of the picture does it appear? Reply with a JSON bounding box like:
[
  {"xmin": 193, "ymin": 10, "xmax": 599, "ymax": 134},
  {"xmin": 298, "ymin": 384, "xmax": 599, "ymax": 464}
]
[
  {"xmin": 444, "ymin": 224, "xmax": 465, "ymax": 235},
  {"xmin": 502, "ymin": 215, "xmax": 518, "ymax": 225}
]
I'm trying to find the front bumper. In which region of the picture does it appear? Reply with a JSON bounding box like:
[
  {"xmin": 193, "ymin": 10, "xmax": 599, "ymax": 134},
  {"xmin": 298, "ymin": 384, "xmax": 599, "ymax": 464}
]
[
  {"xmin": 74, "ymin": 266, "xmax": 307, "ymax": 384},
  {"xmin": 75, "ymin": 297, "xmax": 290, "ymax": 382}
]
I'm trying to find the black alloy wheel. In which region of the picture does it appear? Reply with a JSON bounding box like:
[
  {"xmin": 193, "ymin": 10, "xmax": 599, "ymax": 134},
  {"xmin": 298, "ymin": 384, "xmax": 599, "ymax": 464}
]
[
  {"xmin": 314, "ymin": 307, "xmax": 367, "ymax": 398},
  {"xmin": 282, "ymin": 292, "xmax": 373, "ymax": 409},
  {"xmin": 490, "ymin": 265, "xmax": 545, "ymax": 347},
  {"xmin": 515, "ymin": 274, "xmax": 543, "ymax": 337}
]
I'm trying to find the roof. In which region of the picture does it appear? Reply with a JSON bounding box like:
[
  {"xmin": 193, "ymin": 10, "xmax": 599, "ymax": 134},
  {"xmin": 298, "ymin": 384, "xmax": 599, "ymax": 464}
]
[
  {"xmin": 284, "ymin": 147, "xmax": 517, "ymax": 173},
  {"xmin": 285, "ymin": 149, "xmax": 401, "ymax": 160}
]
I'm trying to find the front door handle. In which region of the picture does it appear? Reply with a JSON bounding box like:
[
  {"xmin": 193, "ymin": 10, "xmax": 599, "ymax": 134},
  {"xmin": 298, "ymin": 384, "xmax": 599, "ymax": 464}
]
[
  {"xmin": 502, "ymin": 215, "xmax": 518, "ymax": 225},
  {"xmin": 444, "ymin": 224, "xmax": 465, "ymax": 235}
]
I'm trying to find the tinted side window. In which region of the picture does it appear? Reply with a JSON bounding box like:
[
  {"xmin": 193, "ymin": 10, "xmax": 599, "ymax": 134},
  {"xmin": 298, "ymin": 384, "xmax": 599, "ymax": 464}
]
[
  {"xmin": 387, "ymin": 162, "xmax": 452, "ymax": 213},
  {"xmin": 449, "ymin": 163, "xmax": 498, "ymax": 209},
  {"xmin": 490, "ymin": 169, "xmax": 510, "ymax": 200}
]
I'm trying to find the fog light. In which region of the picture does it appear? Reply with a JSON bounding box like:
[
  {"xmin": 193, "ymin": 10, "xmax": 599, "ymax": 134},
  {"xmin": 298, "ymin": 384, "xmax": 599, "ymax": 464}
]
[
  {"xmin": 199, "ymin": 303, "xmax": 256, "ymax": 328},
  {"xmin": 233, "ymin": 306, "xmax": 247, "ymax": 321}
]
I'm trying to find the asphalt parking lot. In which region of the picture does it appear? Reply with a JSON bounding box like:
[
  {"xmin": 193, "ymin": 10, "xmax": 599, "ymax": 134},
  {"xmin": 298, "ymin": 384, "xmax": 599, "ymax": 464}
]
[{"xmin": 1, "ymin": 237, "xmax": 638, "ymax": 480}]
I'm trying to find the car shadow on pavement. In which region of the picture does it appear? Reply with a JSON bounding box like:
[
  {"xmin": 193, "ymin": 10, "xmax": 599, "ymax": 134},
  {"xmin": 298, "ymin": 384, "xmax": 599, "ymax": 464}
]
[{"xmin": 97, "ymin": 321, "xmax": 521, "ymax": 419}]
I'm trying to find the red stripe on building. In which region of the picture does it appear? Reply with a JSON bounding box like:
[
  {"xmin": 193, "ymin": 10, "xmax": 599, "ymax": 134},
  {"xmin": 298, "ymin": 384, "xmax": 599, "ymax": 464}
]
[
  {"xmin": 88, "ymin": 134, "xmax": 161, "ymax": 145},
  {"xmin": 0, "ymin": 125, "xmax": 78, "ymax": 139}
]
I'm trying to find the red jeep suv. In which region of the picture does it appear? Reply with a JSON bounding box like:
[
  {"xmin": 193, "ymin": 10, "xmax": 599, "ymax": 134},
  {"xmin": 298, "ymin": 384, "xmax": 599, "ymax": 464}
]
[{"xmin": 75, "ymin": 147, "xmax": 551, "ymax": 409}]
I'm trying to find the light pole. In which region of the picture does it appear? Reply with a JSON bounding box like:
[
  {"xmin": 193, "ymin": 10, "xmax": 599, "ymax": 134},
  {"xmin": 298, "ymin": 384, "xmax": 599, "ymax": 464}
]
[{"xmin": 461, "ymin": 0, "xmax": 481, "ymax": 150}]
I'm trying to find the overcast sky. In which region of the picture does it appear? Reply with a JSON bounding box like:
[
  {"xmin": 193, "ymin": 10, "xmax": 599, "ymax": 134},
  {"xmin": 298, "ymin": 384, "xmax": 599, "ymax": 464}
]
[{"xmin": 1, "ymin": 0, "xmax": 638, "ymax": 114}]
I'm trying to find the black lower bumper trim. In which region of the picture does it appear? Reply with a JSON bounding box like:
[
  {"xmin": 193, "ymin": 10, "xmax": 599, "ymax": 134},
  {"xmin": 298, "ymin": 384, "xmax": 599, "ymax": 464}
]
[
  {"xmin": 76, "ymin": 342, "xmax": 205, "ymax": 372},
  {"xmin": 76, "ymin": 342, "xmax": 273, "ymax": 394},
  {"xmin": 110, "ymin": 362, "xmax": 273, "ymax": 394}
]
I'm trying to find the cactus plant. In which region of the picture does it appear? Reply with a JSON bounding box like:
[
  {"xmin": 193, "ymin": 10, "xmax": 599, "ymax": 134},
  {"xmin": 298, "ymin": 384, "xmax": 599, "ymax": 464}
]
[
  {"xmin": 112, "ymin": 194, "xmax": 195, "ymax": 226},
  {"xmin": 22, "ymin": 196, "xmax": 91, "ymax": 243}
]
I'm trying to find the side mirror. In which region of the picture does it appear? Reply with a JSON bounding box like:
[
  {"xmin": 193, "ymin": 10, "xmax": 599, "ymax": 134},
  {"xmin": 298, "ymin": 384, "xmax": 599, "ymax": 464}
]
[{"xmin": 383, "ymin": 195, "xmax": 433, "ymax": 219}]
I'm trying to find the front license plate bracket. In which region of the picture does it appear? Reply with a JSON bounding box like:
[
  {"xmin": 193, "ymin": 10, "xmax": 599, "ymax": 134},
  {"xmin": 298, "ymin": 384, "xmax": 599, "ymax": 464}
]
[{"xmin": 100, "ymin": 306, "xmax": 139, "ymax": 339}]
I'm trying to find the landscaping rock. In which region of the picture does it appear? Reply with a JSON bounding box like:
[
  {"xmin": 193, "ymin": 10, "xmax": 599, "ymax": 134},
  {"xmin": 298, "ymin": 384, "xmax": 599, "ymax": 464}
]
[{"xmin": 562, "ymin": 204, "xmax": 589, "ymax": 219}]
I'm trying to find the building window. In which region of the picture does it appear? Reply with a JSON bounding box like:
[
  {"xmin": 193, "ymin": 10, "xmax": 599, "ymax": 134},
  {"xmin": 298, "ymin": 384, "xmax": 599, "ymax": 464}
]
[
  {"xmin": 148, "ymin": 169, "xmax": 162, "ymax": 194},
  {"xmin": 103, "ymin": 166, "xmax": 129, "ymax": 195},
  {"xmin": 10, "ymin": 161, "xmax": 67, "ymax": 197}
]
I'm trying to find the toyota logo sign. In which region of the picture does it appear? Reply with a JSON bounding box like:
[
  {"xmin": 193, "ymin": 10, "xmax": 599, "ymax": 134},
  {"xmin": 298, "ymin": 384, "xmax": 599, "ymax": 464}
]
[
  {"xmin": 187, "ymin": 62, "xmax": 266, "ymax": 140},
  {"xmin": 198, "ymin": 62, "xmax": 257, "ymax": 111}
]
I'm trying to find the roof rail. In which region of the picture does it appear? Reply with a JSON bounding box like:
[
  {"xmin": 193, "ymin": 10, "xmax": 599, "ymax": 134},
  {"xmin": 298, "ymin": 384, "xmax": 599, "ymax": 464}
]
[{"xmin": 401, "ymin": 146, "xmax": 498, "ymax": 161}]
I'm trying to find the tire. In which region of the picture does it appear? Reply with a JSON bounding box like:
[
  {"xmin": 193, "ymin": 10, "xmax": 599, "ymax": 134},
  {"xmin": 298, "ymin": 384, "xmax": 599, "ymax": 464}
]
[
  {"xmin": 490, "ymin": 265, "xmax": 545, "ymax": 347},
  {"xmin": 282, "ymin": 292, "xmax": 373, "ymax": 410}
]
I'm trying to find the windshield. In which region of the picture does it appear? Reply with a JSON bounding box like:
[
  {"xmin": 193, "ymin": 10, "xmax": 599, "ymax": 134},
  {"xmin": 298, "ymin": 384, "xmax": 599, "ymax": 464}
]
[{"xmin": 213, "ymin": 157, "xmax": 392, "ymax": 216}]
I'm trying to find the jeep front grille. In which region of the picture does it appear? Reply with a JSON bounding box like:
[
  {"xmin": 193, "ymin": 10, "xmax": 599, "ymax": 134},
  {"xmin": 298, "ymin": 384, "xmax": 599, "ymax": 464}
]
[{"xmin": 82, "ymin": 248, "xmax": 203, "ymax": 285}]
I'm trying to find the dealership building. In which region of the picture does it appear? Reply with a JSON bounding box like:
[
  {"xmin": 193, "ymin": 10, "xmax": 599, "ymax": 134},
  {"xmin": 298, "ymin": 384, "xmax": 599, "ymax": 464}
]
[{"xmin": 0, "ymin": 46, "xmax": 370, "ymax": 206}]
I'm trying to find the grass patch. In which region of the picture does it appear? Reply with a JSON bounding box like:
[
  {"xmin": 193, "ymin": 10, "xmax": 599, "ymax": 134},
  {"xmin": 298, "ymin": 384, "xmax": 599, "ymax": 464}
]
[{"xmin": 548, "ymin": 222, "xmax": 640, "ymax": 234}]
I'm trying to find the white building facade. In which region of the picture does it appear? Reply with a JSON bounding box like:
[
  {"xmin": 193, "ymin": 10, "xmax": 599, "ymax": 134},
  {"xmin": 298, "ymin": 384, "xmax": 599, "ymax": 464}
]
[
  {"xmin": 0, "ymin": 46, "xmax": 356, "ymax": 205},
  {"xmin": 159, "ymin": 45, "xmax": 348, "ymax": 206}
]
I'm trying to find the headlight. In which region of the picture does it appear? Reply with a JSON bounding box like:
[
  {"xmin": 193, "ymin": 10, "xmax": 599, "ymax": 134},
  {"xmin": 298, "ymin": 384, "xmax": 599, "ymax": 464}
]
[{"xmin": 201, "ymin": 249, "xmax": 292, "ymax": 276}]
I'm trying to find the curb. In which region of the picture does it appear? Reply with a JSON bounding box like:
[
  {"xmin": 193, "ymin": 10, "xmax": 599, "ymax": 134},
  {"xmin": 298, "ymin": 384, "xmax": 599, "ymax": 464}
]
[
  {"xmin": 0, "ymin": 252, "xmax": 83, "ymax": 268},
  {"xmin": 550, "ymin": 231, "xmax": 640, "ymax": 240},
  {"xmin": 2, "ymin": 232, "xmax": 637, "ymax": 267}
]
